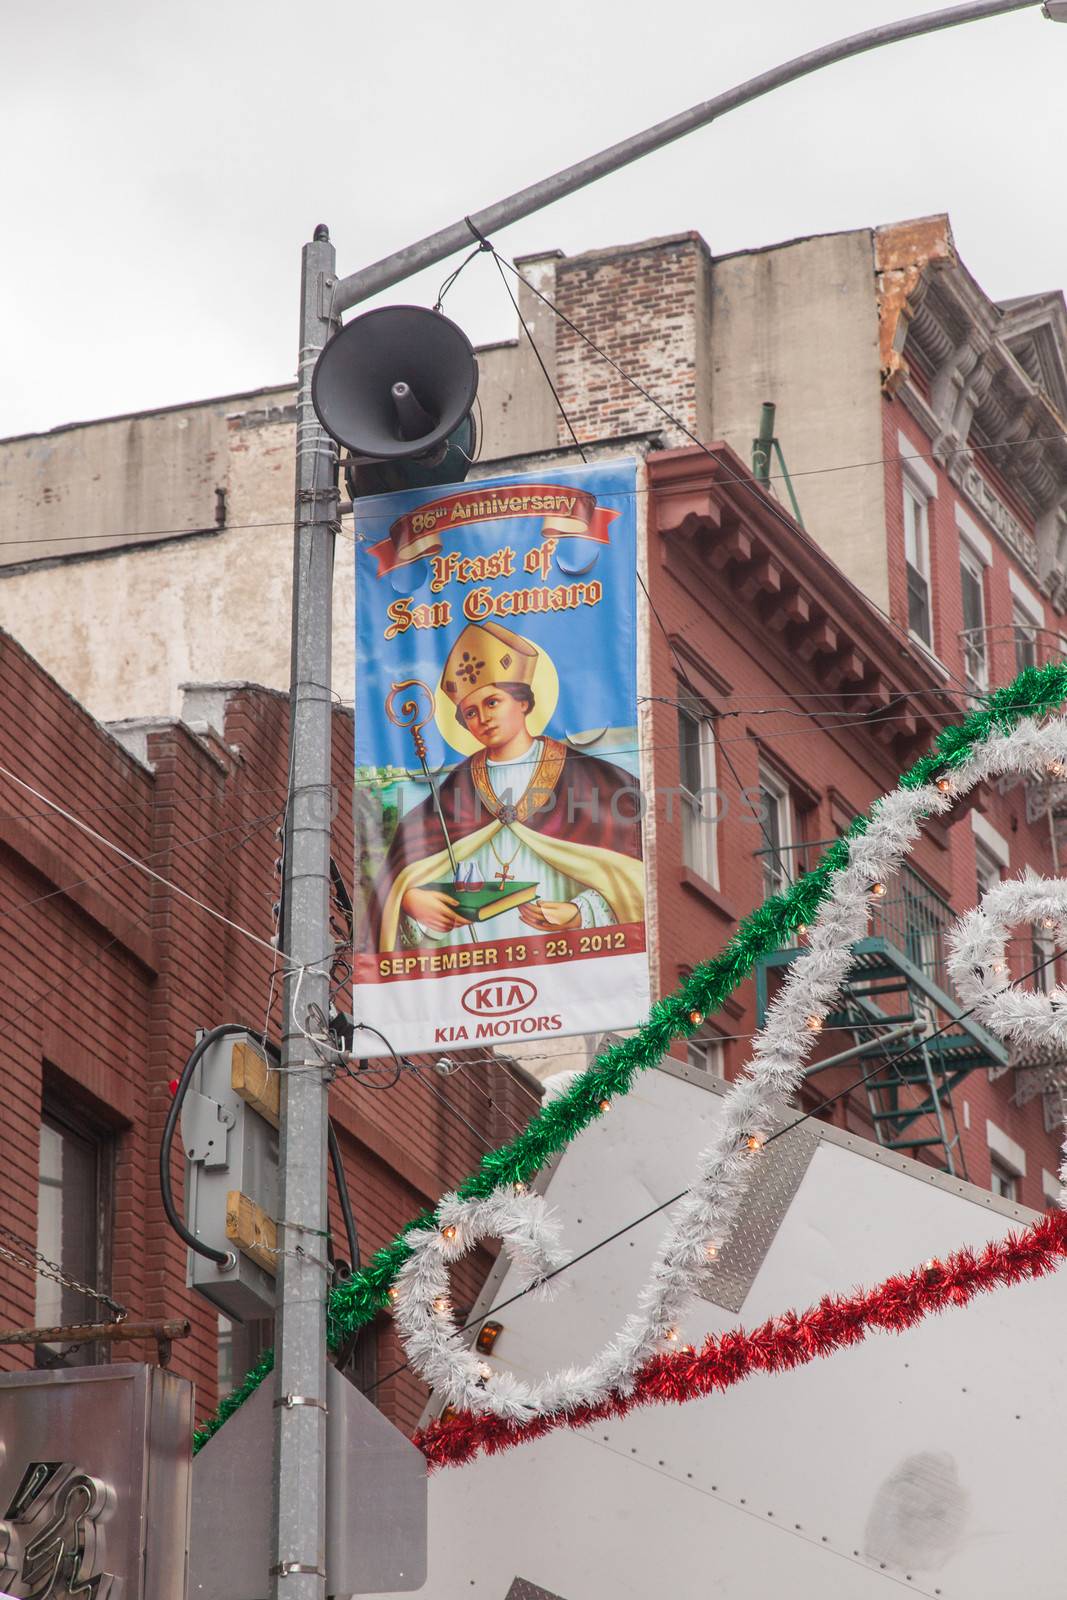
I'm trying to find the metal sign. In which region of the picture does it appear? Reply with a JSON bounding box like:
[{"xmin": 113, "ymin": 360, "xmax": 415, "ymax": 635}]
[
  {"xmin": 352, "ymin": 458, "xmax": 648, "ymax": 1056},
  {"xmin": 189, "ymin": 1365, "xmax": 427, "ymax": 1596},
  {"xmin": 0, "ymin": 1365, "xmax": 192, "ymax": 1600}
]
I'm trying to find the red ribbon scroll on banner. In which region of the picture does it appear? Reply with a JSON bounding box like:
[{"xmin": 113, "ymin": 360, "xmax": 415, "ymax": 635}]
[{"xmin": 367, "ymin": 483, "xmax": 620, "ymax": 577}]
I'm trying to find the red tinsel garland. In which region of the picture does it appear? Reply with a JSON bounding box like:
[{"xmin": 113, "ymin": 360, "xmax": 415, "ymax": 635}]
[{"xmin": 414, "ymin": 1208, "xmax": 1067, "ymax": 1470}]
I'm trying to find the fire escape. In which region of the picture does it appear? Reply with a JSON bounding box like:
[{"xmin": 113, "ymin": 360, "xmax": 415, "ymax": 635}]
[{"xmin": 755, "ymin": 845, "xmax": 1008, "ymax": 1178}]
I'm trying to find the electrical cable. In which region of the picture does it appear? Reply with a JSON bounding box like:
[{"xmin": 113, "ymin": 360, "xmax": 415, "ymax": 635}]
[{"xmin": 160, "ymin": 1024, "xmax": 250, "ymax": 1266}]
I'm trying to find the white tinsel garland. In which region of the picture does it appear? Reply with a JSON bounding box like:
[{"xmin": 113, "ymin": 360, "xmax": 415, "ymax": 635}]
[
  {"xmin": 947, "ymin": 870, "xmax": 1067, "ymax": 1206},
  {"xmin": 390, "ymin": 717, "xmax": 1067, "ymax": 1421}
]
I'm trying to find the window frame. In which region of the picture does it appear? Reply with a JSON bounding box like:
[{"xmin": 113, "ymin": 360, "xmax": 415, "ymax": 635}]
[
  {"xmin": 903, "ymin": 477, "xmax": 933, "ymax": 648},
  {"xmin": 989, "ymin": 1156, "xmax": 1018, "ymax": 1203},
  {"xmin": 758, "ymin": 761, "xmax": 794, "ymax": 902},
  {"xmin": 35, "ymin": 1101, "xmax": 114, "ymax": 1368},
  {"xmin": 1013, "ymin": 603, "xmax": 1039, "ymax": 674},
  {"xmin": 677, "ymin": 698, "xmax": 719, "ymax": 889},
  {"xmin": 959, "ymin": 544, "xmax": 988, "ymax": 691},
  {"xmin": 974, "ymin": 840, "xmax": 1002, "ymax": 902},
  {"xmin": 687, "ymin": 1035, "xmax": 725, "ymax": 1079}
]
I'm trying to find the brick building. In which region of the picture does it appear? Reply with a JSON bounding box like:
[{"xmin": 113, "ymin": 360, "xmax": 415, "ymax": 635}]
[
  {"xmin": 3, "ymin": 205, "xmax": 1067, "ymax": 1374},
  {"xmin": 0, "ymin": 628, "xmax": 537, "ymax": 1433},
  {"xmin": 643, "ymin": 440, "xmax": 1064, "ymax": 1202}
]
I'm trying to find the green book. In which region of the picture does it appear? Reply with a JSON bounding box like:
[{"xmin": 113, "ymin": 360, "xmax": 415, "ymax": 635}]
[{"xmin": 425, "ymin": 880, "xmax": 539, "ymax": 922}]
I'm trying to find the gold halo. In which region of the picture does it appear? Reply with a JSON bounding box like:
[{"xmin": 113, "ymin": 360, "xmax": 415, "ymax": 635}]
[{"xmin": 435, "ymin": 638, "xmax": 560, "ymax": 757}]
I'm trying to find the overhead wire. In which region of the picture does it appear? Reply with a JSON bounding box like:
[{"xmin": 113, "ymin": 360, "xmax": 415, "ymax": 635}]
[
  {"xmin": 0, "ymin": 760, "xmax": 292, "ymax": 964},
  {"xmin": 7, "ymin": 430, "xmax": 1063, "ymax": 553}
]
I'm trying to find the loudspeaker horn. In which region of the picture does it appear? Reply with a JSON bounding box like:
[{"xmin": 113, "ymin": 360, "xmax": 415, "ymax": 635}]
[{"xmin": 311, "ymin": 304, "xmax": 479, "ymax": 465}]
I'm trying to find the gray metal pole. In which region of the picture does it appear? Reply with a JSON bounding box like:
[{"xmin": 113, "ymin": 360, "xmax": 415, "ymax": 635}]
[
  {"xmin": 333, "ymin": 0, "xmax": 1040, "ymax": 314},
  {"xmin": 271, "ymin": 224, "xmax": 339, "ymax": 1600}
]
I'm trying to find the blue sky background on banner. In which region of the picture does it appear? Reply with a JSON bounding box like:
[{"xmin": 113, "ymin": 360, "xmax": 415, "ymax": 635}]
[{"xmin": 354, "ymin": 459, "xmax": 638, "ymax": 773}]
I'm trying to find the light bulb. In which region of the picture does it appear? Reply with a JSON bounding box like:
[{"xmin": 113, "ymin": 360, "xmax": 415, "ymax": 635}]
[
  {"xmin": 433, "ymin": 1296, "xmax": 450, "ymax": 1314},
  {"xmin": 1048, "ymin": 760, "xmax": 1067, "ymax": 779},
  {"xmin": 476, "ymin": 1361, "xmax": 492, "ymax": 1380},
  {"xmin": 387, "ymin": 1286, "xmax": 399, "ymax": 1303},
  {"xmin": 598, "ymin": 1099, "xmax": 612, "ymax": 1113},
  {"xmin": 935, "ymin": 776, "xmax": 954, "ymax": 794},
  {"xmin": 514, "ymin": 1181, "xmax": 528, "ymax": 1195},
  {"xmin": 441, "ymin": 1225, "xmax": 457, "ymax": 1242},
  {"xmin": 796, "ymin": 923, "xmax": 808, "ymax": 937},
  {"xmin": 705, "ymin": 1242, "xmax": 719, "ymax": 1261},
  {"xmin": 745, "ymin": 1134, "xmax": 764, "ymax": 1153},
  {"xmin": 805, "ymin": 1014, "xmax": 823, "ymax": 1033},
  {"xmin": 664, "ymin": 1327, "xmax": 679, "ymax": 1343},
  {"xmin": 870, "ymin": 881, "xmax": 888, "ymax": 898},
  {"xmin": 689, "ymin": 1010, "xmax": 704, "ymax": 1027},
  {"xmin": 924, "ymin": 1259, "xmax": 937, "ymax": 1271},
  {"xmin": 1042, "ymin": 917, "xmax": 1056, "ymax": 930}
]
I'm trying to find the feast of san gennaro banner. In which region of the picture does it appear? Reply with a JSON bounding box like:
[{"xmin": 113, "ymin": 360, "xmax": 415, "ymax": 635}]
[{"xmin": 352, "ymin": 458, "xmax": 648, "ymax": 1058}]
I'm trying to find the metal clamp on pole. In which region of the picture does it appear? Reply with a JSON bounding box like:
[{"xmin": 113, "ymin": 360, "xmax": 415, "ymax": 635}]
[
  {"xmin": 269, "ymin": 1563, "xmax": 328, "ymax": 1579},
  {"xmin": 274, "ymin": 1395, "xmax": 329, "ymax": 1413}
]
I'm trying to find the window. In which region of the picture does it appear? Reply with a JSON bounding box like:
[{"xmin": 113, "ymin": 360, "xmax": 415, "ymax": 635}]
[
  {"xmin": 904, "ymin": 482, "xmax": 932, "ymax": 646},
  {"xmin": 975, "ymin": 841, "xmax": 1002, "ymax": 902},
  {"xmin": 678, "ymin": 704, "xmax": 718, "ymax": 887},
  {"xmin": 758, "ymin": 763, "xmax": 794, "ymax": 901},
  {"xmin": 1032, "ymin": 929, "xmax": 1055, "ymax": 993},
  {"xmin": 1014, "ymin": 604, "xmax": 1039, "ymax": 674},
  {"xmin": 218, "ymin": 1314, "xmax": 273, "ymax": 1399},
  {"xmin": 35, "ymin": 1107, "xmax": 113, "ymax": 1367},
  {"xmin": 990, "ymin": 1157, "xmax": 1018, "ymax": 1203},
  {"xmin": 687, "ymin": 1036, "xmax": 725, "ymax": 1078},
  {"xmin": 959, "ymin": 549, "xmax": 987, "ymax": 689}
]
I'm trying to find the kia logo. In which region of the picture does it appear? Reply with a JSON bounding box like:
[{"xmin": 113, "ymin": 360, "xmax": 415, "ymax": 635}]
[{"xmin": 461, "ymin": 978, "xmax": 538, "ymax": 1017}]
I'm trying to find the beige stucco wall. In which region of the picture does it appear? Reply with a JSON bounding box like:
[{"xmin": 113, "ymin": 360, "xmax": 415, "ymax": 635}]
[
  {"xmin": 0, "ymin": 391, "xmax": 333, "ymax": 720},
  {"xmin": 708, "ymin": 228, "xmax": 889, "ymax": 609}
]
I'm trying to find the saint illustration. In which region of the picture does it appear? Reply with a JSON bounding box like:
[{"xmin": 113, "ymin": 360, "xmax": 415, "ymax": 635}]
[{"xmin": 365, "ymin": 619, "xmax": 644, "ymax": 951}]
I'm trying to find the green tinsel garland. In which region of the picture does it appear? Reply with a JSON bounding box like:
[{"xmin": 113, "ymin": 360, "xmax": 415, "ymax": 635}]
[{"xmin": 192, "ymin": 661, "xmax": 1067, "ymax": 1453}]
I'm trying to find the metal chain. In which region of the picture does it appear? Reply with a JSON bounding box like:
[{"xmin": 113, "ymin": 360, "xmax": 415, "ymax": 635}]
[{"xmin": 0, "ymin": 1224, "xmax": 127, "ymax": 1322}]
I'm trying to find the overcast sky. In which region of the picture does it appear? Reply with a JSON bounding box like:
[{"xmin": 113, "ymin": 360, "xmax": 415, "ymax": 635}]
[{"xmin": 3, "ymin": 0, "xmax": 1063, "ymax": 440}]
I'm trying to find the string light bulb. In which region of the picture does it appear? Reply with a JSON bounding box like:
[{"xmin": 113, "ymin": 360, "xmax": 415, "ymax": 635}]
[
  {"xmin": 513, "ymin": 1181, "xmax": 528, "ymax": 1195},
  {"xmin": 1048, "ymin": 759, "xmax": 1067, "ymax": 779},
  {"xmin": 476, "ymin": 1361, "xmax": 492, "ymax": 1380},
  {"xmin": 935, "ymin": 775, "xmax": 954, "ymax": 794},
  {"xmin": 433, "ymin": 1296, "xmax": 450, "ymax": 1315},
  {"xmin": 745, "ymin": 1134, "xmax": 764, "ymax": 1153},
  {"xmin": 441, "ymin": 1225, "xmax": 457, "ymax": 1243},
  {"xmin": 664, "ymin": 1327, "xmax": 679, "ymax": 1343},
  {"xmin": 924, "ymin": 1259, "xmax": 937, "ymax": 1271},
  {"xmin": 705, "ymin": 1242, "xmax": 719, "ymax": 1261},
  {"xmin": 796, "ymin": 923, "xmax": 808, "ymax": 938},
  {"xmin": 1041, "ymin": 917, "xmax": 1056, "ymax": 930},
  {"xmin": 805, "ymin": 1014, "xmax": 823, "ymax": 1033},
  {"xmin": 869, "ymin": 881, "xmax": 888, "ymax": 898},
  {"xmin": 598, "ymin": 1098, "xmax": 612, "ymax": 1113},
  {"xmin": 387, "ymin": 1286, "xmax": 398, "ymax": 1304},
  {"xmin": 689, "ymin": 1010, "xmax": 704, "ymax": 1027}
]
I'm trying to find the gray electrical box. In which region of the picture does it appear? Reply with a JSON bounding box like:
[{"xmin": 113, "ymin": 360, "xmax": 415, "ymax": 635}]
[{"xmin": 181, "ymin": 1030, "xmax": 279, "ymax": 1320}]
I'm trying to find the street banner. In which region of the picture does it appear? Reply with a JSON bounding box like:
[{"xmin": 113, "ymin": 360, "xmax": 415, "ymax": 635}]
[{"xmin": 352, "ymin": 458, "xmax": 648, "ymax": 1057}]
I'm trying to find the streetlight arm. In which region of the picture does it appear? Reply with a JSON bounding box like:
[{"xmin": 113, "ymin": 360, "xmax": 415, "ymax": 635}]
[{"xmin": 333, "ymin": 0, "xmax": 1040, "ymax": 314}]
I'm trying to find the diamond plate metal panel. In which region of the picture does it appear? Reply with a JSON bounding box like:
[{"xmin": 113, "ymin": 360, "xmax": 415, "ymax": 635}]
[
  {"xmin": 696, "ymin": 1120, "xmax": 820, "ymax": 1313},
  {"xmin": 505, "ymin": 1580, "xmax": 568, "ymax": 1600}
]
